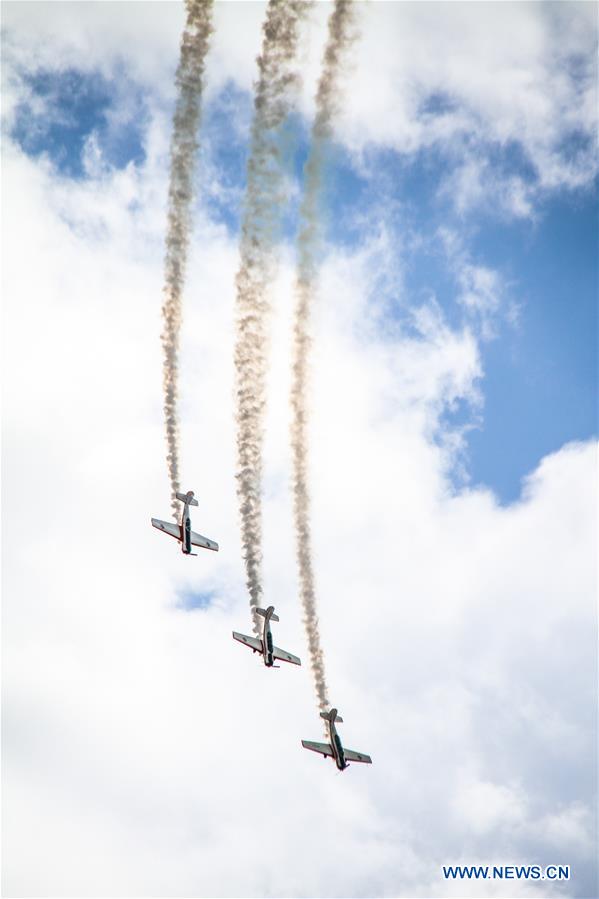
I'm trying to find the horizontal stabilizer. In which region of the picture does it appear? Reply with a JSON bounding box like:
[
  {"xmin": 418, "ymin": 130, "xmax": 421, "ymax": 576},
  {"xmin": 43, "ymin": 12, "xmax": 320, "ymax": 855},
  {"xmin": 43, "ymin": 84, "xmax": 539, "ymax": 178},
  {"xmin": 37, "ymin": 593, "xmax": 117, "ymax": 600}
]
[
  {"xmin": 320, "ymin": 710, "xmax": 343, "ymax": 723},
  {"xmin": 256, "ymin": 607, "xmax": 279, "ymax": 622},
  {"xmin": 176, "ymin": 491, "xmax": 198, "ymax": 506}
]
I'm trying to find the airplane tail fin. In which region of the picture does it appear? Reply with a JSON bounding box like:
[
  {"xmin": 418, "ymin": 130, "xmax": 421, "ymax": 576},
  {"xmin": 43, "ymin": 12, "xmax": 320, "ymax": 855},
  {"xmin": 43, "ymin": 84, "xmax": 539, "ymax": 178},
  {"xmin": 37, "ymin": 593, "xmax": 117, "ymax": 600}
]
[
  {"xmin": 256, "ymin": 607, "xmax": 279, "ymax": 622},
  {"xmin": 176, "ymin": 491, "xmax": 198, "ymax": 506},
  {"xmin": 320, "ymin": 709, "xmax": 343, "ymax": 723}
]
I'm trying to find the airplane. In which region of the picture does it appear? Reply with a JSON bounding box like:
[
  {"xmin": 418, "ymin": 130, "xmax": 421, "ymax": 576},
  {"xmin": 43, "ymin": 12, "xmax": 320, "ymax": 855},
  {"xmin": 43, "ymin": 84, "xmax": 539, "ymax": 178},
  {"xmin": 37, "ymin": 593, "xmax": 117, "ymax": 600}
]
[
  {"xmin": 302, "ymin": 708, "xmax": 372, "ymax": 771},
  {"xmin": 151, "ymin": 490, "xmax": 218, "ymax": 555},
  {"xmin": 232, "ymin": 606, "xmax": 301, "ymax": 668}
]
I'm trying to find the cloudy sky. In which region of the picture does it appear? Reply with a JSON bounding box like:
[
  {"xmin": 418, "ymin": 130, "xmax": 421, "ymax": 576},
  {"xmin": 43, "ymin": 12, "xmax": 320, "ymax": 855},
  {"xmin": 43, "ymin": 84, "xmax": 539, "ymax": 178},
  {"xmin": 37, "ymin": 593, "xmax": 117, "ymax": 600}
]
[{"xmin": 2, "ymin": 2, "xmax": 597, "ymax": 897}]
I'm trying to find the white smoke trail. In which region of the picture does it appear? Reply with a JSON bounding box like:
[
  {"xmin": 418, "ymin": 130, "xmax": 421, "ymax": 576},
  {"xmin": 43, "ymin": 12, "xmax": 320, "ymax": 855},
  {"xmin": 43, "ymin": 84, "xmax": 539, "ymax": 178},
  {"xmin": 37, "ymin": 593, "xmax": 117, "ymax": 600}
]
[
  {"xmin": 234, "ymin": 0, "xmax": 307, "ymax": 634},
  {"xmin": 291, "ymin": 0, "xmax": 356, "ymax": 714},
  {"xmin": 161, "ymin": 0, "xmax": 214, "ymax": 521}
]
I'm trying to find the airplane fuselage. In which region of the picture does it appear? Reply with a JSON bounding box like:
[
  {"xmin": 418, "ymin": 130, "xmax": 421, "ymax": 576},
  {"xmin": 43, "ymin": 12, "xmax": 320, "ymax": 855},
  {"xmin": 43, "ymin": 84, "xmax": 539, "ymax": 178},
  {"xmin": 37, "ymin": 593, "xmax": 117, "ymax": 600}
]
[
  {"xmin": 327, "ymin": 714, "xmax": 347, "ymax": 770},
  {"xmin": 151, "ymin": 489, "xmax": 217, "ymax": 556},
  {"xmin": 260, "ymin": 610, "xmax": 275, "ymax": 666},
  {"xmin": 302, "ymin": 708, "xmax": 371, "ymax": 771},
  {"xmin": 232, "ymin": 606, "xmax": 300, "ymax": 669},
  {"xmin": 179, "ymin": 496, "xmax": 193, "ymax": 554},
  {"xmin": 182, "ymin": 509, "xmax": 191, "ymax": 553}
]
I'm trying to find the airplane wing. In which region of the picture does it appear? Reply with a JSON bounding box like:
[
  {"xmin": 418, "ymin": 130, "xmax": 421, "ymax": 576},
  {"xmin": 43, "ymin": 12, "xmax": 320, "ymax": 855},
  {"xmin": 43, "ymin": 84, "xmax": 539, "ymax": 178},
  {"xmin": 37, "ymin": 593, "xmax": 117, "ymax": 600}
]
[
  {"xmin": 272, "ymin": 645, "xmax": 301, "ymax": 666},
  {"xmin": 190, "ymin": 530, "xmax": 219, "ymax": 552},
  {"xmin": 301, "ymin": 740, "xmax": 334, "ymax": 758},
  {"xmin": 232, "ymin": 632, "xmax": 263, "ymax": 654},
  {"xmin": 151, "ymin": 518, "xmax": 181, "ymax": 541},
  {"xmin": 342, "ymin": 748, "xmax": 372, "ymax": 764}
]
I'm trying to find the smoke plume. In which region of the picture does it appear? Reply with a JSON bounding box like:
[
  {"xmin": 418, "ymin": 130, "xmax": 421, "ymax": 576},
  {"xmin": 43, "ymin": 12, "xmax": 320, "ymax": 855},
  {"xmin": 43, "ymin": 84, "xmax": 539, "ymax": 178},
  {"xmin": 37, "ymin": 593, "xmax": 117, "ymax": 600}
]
[
  {"xmin": 234, "ymin": 0, "xmax": 306, "ymax": 634},
  {"xmin": 161, "ymin": 0, "xmax": 214, "ymax": 521},
  {"xmin": 291, "ymin": 0, "xmax": 356, "ymax": 713}
]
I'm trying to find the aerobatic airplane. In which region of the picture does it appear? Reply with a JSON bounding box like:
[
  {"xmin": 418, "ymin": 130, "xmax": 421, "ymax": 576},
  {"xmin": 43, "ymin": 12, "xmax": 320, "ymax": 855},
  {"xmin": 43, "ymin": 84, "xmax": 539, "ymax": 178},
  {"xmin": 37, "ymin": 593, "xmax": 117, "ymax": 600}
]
[
  {"xmin": 232, "ymin": 606, "xmax": 301, "ymax": 668},
  {"xmin": 302, "ymin": 708, "xmax": 372, "ymax": 771},
  {"xmin": 151, "ymin": 490, "xmax": 218, "ymax": 554}
]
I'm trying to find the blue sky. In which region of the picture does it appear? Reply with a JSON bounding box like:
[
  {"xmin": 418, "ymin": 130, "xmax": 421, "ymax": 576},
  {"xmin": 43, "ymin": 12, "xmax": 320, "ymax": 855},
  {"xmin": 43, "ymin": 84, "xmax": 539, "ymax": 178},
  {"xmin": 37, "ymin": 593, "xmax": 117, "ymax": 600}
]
[
  {"xmin": 9, "ymin": 67, "xmax": 597, "ymax": 503},
  {"xmin": 11, "ymin": 67, "xmax": 147, "ymax": 176},
  {"xmin": 465, "ymin": 190, "xmax": 597, "ymax": 500}
]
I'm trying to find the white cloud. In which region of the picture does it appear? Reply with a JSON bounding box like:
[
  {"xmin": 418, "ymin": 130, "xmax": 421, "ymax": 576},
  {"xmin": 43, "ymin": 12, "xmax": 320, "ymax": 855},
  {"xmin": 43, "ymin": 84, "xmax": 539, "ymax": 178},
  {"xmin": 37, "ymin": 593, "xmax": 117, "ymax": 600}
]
[
  {"xmin": 3, "ymin": 2, "xmax": 596, "ymax": 219},
  {"xmin": 1, "ymin": 2, "xmax": 185, "ymax": 97},
  {"xmin": 2, "ymin": 8, "xmax": 596, "ymax": 898},
  {"xmin": 338, "ymin": 2, "xmax": 597, "ymax": 210},
  {"xmin": 438, "ymin": 227, "xmax": 519, "ymax": 342},
  {"xmin": 439, "ymin": 155, "xmax": 538, "ymax": 221}
]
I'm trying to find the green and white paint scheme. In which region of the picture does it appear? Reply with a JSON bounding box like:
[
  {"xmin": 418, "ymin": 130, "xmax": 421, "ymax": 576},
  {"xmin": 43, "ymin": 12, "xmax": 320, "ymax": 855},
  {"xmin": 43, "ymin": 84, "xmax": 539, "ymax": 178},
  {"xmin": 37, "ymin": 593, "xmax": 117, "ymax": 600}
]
[
  {"xmin": 302, "ymin": 709, "xmax": 372, "ymax": 772},
  {"xmin": 151, "ymin": 490, "xmax": 219, "ymax": 555},
  {"xmin": 233, "ymin": 606, "xmax": 301, "ymax": 668}
]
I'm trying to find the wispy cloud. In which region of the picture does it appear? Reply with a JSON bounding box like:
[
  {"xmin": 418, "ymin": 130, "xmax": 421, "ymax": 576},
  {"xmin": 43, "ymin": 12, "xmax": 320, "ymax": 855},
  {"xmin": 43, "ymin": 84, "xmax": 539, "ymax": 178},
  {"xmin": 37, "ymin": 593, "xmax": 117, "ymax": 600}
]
[{"xmin": 439, "ymin": 227, "xmax": 517, "ymax": 341}]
